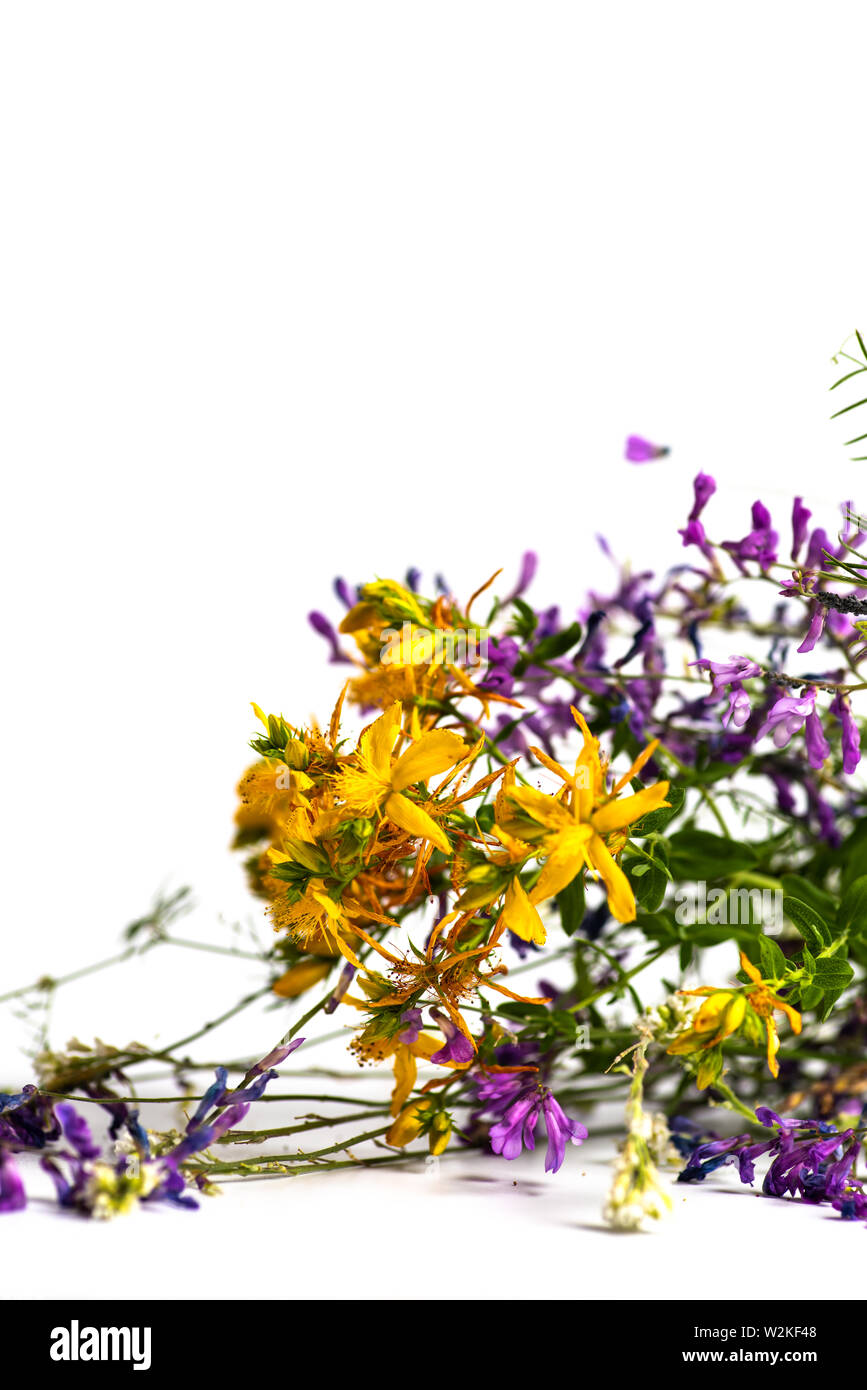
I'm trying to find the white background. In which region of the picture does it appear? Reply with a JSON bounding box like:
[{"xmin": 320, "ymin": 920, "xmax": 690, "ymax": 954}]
[{"xmin": 1, "ymin": 2, "xmax": 866, "ymax": 1299}]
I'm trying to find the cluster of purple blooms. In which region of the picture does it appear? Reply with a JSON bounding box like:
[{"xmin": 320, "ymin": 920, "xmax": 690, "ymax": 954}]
[
  {"xmin": 469, "ymin": 1042, "xmax": 587, "ymax": 1173},
  {"xmin": 0, "ymin": 1042, "xmax": 301, "ymax": 1217},
  {"xmin": 308, "ymin": 454, "xmax": 864, "ymax": 851},
  {"xmin": 673, "ymin": 1107, "xmax": 867, "ymax": 1221}
]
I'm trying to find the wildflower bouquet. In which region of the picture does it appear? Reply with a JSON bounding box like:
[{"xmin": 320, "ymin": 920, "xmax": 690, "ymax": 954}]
[{"xmin": 4, "ymin": 370, "xmax": 867, "ymax": 1229}]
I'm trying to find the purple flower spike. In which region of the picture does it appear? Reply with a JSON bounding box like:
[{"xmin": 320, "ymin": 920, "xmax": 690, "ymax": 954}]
[
  {"xmin": 625, "ymin": 435, "xmax": 669, "ymax": 463},
  {"xmin": 791, "ymin": 497, "xmax": 812, "ymax": 561}
]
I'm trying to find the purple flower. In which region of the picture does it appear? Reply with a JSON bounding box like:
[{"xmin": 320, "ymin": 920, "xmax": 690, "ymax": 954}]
[
  {"xmin": 325, "ymin": 962, "xmax": 356, "ymax": 1015},
  {"xmin": 755, "ymin": 690, "xmax": 817, "ymax": 750},
  {"xmin": 805, "ymin": 528, "xmax": 832, "ymax": 571},
  {"xmin": 791, "ymin": 497, "xmax": 812, "ymax": 561},
  {"xmin": 722, "ymin": 501, "xmax": 779, "ymax": 570},
  {"xmin": 248, "ymin": 1039, "xmax": 304, "ymax": 1075},
  {"xmin": 804, "ymin": 710, "xmax": 831, "ymax": 769},
  {"xmin": 832, "ymin": 693, "xmax": 862, "ymax": 775},
  {"xmin": 0, "ymin": 1150, "xmax": 26, "ymax": 1212},
  {"xmin": 694, "ymin": 655, "xmax": 762, "ymax": 696},
  {"xmin": 476, "ymin": 1068, "xmax": 586, "ymax": 1174},
  {"xmin": 429, "ymin": 1009, "xmax": 475, "ymax": 1066},
  {"xmin": 678, "ymin": 518, "xmax": 715, "ymax": 562},
  {"xmin": 797, "ymin": 604, "xmax": 827, "ymax": 654},
  {"xmin": 502, "ymin": 552, "xmax": 538, "ymax": 603},
  {"xmin": 487, "ymin": 1084, "xmax": 586, "ymax": 1172},
  {"xmin": 398, "ymin": 1008, "xmax": 424, "ymax": 1045},
  {"xmin": 688, "ymin": 471, "xmax": 716, "ymax": 521},
  {"xmin": 722, "ymin": 686, "xmax": 752, "ymax": 729},
  {"xmin": 56, "ymin": 1103, "xmax": 101, "ymax": 1161},
  {"xmin": 625, "ymin": 435, "xmax": 669, "ymax": 463},
  {"xmin": 0, "ymin": 1085, "xmax": 60, "ymax": 1150},
  {"xmin": 333, "ymin": 577, "xmax": 357, "ymax": 608},
  {"xmin": 308, "ymin": 611, "xmax": 352, "ymax": 664}
]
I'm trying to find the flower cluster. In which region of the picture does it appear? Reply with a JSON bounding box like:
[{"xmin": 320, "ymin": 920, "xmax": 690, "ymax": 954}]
[{"xmin": 3, "ymin": 421, "xmax": 867, "ymax": 1232}]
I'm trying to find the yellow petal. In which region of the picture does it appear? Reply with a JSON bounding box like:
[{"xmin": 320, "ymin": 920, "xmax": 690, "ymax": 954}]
[
  {"xmin": 358, "ymin": 703, "xmax": 402, "ymax": 778},
  {"xmin": 590, "ymin": 782, "xmax": 670, "ymax": 835},
  {"xmin": 586, "ymin": 833, "xmax": 636, "ymax": 923},
  {"xmin": 391, "ymin": 729, "xmax": 467, "ymax": 791},
  {"xmin": 390, "ymin": 1045, "xmax": 417, "ymax": 1117},
  {"xmin": 272, "ymin": 959, "xmax": 332, "ymax": 998},
  {"xmin": 501, "ymin": 876, "xmax": 547, "ymax": 944},
  {"xmin": 530, "ymin": 827, "xmax": 592, "ymax": 904},
  {"xmin": 385, "ymin": 1099, "xmax": 431, "ymax": 1148},
  {"xmin": 738, "ymin": 950, "xmax": 763, "ymax": 986},
  {"xmin": 765, "ymin": 1017, "xmax": 781, "ymax": 1078},
  {"xmin": 384, "ymin": 792, "xmax": 451, "ymax": 853},
  {"xmin": 611, "ymin": 739, "xmax": 661, "ymax": 794},
  {"xmin": 507, "ymin": 785, "xmax": 574, "ymax": 831},
  {"xmin": 772, "ymin": 996, "xmax": 802, "ymax": 1034},
  {"xmin": 694, "ymin": 990, "xmax": 738, "ymax": 1033}
]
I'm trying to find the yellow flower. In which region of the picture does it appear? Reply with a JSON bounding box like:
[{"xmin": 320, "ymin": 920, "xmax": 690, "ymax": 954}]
[
  {"xmin": 346, "ymin": 1008, "xmax": 444, "ymax": 1115},
  {"xmin": 386, "ymin": 1098, "xmax": 432, "ymax": 1147},
  {"xmin": 502, "ymin": 707, "xmax": 669, "ymax": 923},
  {"xmin": 736, "ymin": 951, "xmax": 802, "ymax": 1078},
  {"xmin": 271, "ymin": 958, "xmax": 333, "ymax": 998},
  {"xmin": 668, "ymin": 951, "xmax": 802, "ymax": 1080},
  {"xmin": 334, "ymin": 702, "xmax": 468, "ymax": 853},
  {"xmin": 266, "ymin": 872, "xmax": 363, "ymax": 968}
]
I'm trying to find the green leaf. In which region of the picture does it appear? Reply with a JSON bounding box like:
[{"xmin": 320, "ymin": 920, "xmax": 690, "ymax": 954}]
[
  {"xmin": 838, "ymin": 874, "xmax": 867, "ymax": 934},
  {"xmin": 516, "ymin": 621, "xmax": 583, "ymax": 673},
  {"xmin": 757, "ymin": 935, "xmax": 787, "ymax": 981},
  {"xmin": 779, "ymin": 874, "xmax": 837, "ymax": 924},
  {"xmin": 630, "ymin": 785, "xmax": 685, "ymax": 836},
  {"xmin": 667, "ymin": 828, "xmax": 757, "ymax": 880},
  {"xmin": 812, "ymin": 957, "xmax": 854, "ymax": 990},
  {"xmin": 783, "ymin": 896, "xmax": 833, "ymax": 952},
  {"xmin": 557, "ymin": 874, "xmax": 586, "ymax": 937}
]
